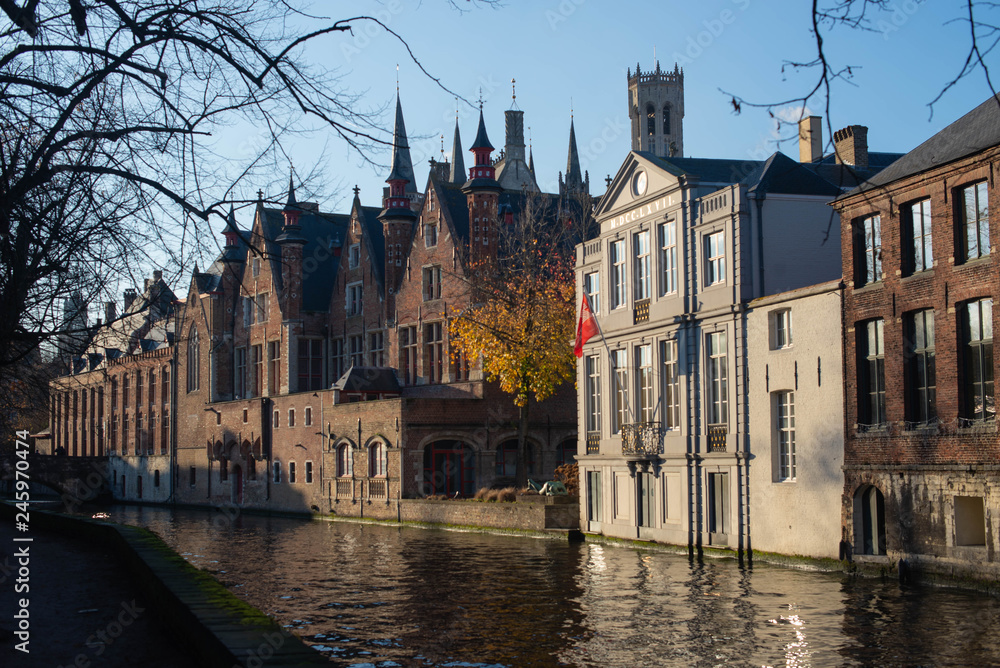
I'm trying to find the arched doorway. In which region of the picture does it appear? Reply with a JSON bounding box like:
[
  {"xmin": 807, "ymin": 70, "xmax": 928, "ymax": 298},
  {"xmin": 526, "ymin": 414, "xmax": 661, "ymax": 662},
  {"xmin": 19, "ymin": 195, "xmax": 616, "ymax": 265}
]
[
  {"xmin": 233, "ymin": 465, "xmax": 244, "ymax": 504},
  {"xmin": 423, "ymin": 440, "xmax": 475, "ymax": 497},
  {"xmin": 854, "ymin": 484, "xmax": 886, "ymax": 555}
]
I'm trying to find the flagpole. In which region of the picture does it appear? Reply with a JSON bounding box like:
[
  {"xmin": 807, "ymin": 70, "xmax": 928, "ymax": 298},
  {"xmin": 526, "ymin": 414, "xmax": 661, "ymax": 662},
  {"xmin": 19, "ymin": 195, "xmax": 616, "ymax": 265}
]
[{"xmin": 578, "ymin": 294, "xmax": 636, "ymax": 428}]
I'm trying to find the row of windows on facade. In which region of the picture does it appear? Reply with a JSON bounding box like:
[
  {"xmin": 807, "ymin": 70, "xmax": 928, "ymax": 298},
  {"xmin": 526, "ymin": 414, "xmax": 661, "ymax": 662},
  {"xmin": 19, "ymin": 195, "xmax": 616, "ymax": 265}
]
[
  {"xmin": 585, "ymin": 469, "xmax": 732, "ymax": 534},
  {"xmin": 583, "ymin": 331, "xmax": 729, "ymax": 436},
  {"xmin": 854, "ymin": 181, "xmax": 989, "ymax": 286},
  {"xmin": 584, "ymin": 222, "xmax": 725, "ymax": 314},
  {"xmin": 856, "ymin": 298, "xmax": 994, "ymax": 428},
  {"xmin": 112, "ymin": 469, "xmax": 161, "ymax": 499}
]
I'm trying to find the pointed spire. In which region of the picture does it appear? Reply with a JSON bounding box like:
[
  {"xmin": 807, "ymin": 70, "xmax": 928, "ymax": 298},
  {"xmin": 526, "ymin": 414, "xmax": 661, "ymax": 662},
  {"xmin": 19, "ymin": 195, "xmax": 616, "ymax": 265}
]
[
  {"xmin": 283, "ymin": 170, "xmax": 296, "ymax": 211},
  {"xmin": 528, "ymin": 146, "xmax": 535, "ymax": 177},
  {"xmin": 470, "ymin": 105, "xmax": 494, "ymax": 151},
  {"xmin": 566, "ymin": 117, "xmax": 583, "ymax": 188},
  {"xmin": 449, "ymin": 116, "xmax": 466, "ymax": 184},
  {"xmin": 387, "ymin": 93, "xmax": 417, "ymax": 194}
]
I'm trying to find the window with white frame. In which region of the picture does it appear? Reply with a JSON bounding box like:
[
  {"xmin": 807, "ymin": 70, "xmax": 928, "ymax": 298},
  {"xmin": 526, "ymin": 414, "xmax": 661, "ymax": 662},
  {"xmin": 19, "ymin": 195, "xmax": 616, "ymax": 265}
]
[
  {"xmin": 771, "ymin": 309, "xmax": 792, "ymax": 349},
  {"xmin": 660, "ymin": 338, "xmax": 680, "ymax": 430},
  {"xmin": 305, "ymin": 461, "xmax": 313, "ymax": 484},
  {"xmin": 776, "ymin": 391, "xmax": 796, "ymax": 481},
  {"xmin": 234, "ymin": 347, "xmax": 247, "ymax": 398},
  {"xmin": 963, "ymin": 299, "xmax": 994, "ymax": 422},
  {"xmin": 612, "ymin": 349, "xmax": 629, "ymax": 434},
  {"xmin": 855, "ymin": 214, "xmax": 882, "ymax": 286},
  {"xmin": 304, "ymin": 406, "xmax": 312, "ymax": 426},
  {"xmin": 346, "ymin": 282, "xmax": 363, "ymax": 316},
  {"xmin": 859, "ymin": 318, "xmax": 886, "ymax": 428},
  {"xmin": 658, "ymin": 220, "xmax": 677, "ymax": 296},
  {"xmin": 705, "ymin": 231, "xmax": 725, "ymax": 286},
  {"xmin": 288, "ymin": 409, "xmax": 295, "ymax": 428},
  {"xmin": 584, "ymin": 272, "xmax": 600, "ymax": 314},
  {"xmin": 633, "ymin": 230, "xmax": 650, "ymax": 301},
  {"xmin": 348, "ymin": 243, "xmax": 361, "ymax": 269},
  {"xmin": 585, "ymin": 355, "xmax": 601, "ymax": 434},
  {"xmin": 707, "ymin": 331, "xmax": 728, "ymax": 425},
  {"xmin": 959, "ymin": 181, "xmax": 990, "ymax": 262},
  {"xmin": 635, "ymin": 344, "xmax": 654, "ymax": 423},
  {"xmin": 904, "ymin": 199, "xmax": 933, "ymax": 274},
  {"xmin": 423, "ymin": 266, "xmax": 442, "ymax": 301},
  {"xmin": 610, "ymin": 239, "xmax": 627, "ymax": 309}
]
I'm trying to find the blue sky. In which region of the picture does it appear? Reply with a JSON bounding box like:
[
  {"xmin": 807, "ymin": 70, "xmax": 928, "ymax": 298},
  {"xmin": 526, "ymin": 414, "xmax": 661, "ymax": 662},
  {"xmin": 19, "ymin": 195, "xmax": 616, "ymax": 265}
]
[{"xmin": 218, "ymin": 0, "xmax": 996, "ymax": 230}]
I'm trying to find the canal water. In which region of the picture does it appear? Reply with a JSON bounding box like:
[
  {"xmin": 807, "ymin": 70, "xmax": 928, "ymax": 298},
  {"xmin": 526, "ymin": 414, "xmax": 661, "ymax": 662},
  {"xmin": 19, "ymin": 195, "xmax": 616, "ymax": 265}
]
[{"xmin": 103, "ymin": 505, "xmax": 1000, "ymax": 667}]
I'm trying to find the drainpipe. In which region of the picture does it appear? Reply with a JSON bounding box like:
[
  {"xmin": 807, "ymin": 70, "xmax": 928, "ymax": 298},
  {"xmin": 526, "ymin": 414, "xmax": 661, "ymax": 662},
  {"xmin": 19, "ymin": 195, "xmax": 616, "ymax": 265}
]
[{"xmin": 751, "ymin": 189, "xmax": 766, "ymax": 298}]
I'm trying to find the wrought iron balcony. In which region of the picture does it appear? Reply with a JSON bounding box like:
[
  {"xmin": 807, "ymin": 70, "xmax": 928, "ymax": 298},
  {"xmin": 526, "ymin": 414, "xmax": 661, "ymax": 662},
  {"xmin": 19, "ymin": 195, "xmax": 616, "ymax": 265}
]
[
  {"xmin": 586, "ymin": 432, "xmax": 600, "ymax": 455},
  {"xmin": 633, "ymin": 298, "xmax": 650, "ymax": 324},
  {"xmin": 622, "ymin": 421, "xmax": 665, "ymax": 456},
  {"xmin": 708, "ymin": 424, "xmax": 727, "ymax": 452}
]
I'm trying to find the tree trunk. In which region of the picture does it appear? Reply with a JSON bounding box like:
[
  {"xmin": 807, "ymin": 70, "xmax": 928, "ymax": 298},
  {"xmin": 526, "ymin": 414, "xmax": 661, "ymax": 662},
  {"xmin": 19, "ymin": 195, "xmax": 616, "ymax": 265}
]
[{"xmin": 514, "ymin": 399, "xmax": 530, "ymax": 489}]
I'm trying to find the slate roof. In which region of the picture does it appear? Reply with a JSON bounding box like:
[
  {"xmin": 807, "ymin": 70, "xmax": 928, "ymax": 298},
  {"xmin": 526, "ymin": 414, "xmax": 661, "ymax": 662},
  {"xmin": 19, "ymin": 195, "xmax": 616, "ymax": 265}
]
[
  {"xmin": 842, "ymin": 95, "xmax": 1000, "ymax": 196},
  {"xmin": 355, "ymin": 202, "xmax": 387, "ymax": 297},
  {"xmin": 332, "ymin": 366, "xmax": 401, "ymax": 393},
  {"xmin": 640, "ymin": 153, "xmax": 763, "ymax": 185},
  {"xmin": 743, "ymin": 152, "xmax": 842, "ymax": 197},
  {"xmin": 256, "ymin": 205, "xmax": 348, "ymax": 312}
]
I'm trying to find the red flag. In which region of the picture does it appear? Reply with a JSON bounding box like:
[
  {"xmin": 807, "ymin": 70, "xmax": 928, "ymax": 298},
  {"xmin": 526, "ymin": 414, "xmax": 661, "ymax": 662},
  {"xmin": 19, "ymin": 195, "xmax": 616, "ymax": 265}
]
[{"xmin": 574, "ymin": 295, "xmax": 599, "ymax": 358}]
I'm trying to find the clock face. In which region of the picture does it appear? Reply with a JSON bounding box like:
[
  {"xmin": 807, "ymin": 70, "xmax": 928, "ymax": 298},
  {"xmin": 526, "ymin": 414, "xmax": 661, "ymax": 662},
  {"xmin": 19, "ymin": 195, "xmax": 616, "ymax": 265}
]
[{"xmin": 633, "ymin": 171, "xmax": 647, "ymax": 197}]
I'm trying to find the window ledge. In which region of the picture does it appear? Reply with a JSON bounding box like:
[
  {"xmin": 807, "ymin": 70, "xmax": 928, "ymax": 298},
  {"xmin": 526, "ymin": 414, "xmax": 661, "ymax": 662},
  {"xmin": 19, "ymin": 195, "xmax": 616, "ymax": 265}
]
[
  {"xmin": 900, "ymin": 269, "xmax": 934, "ymax": 282},
  {"xmin": 852, "ymin": 281, "xmax": 884, "ymax": 294},
  {"xmin": 954, "ymin": 255, "xmax": 992, "ymax": 269},
  {"xmin": 854, "ymin": 424, "xmax": 889, "ymax": 437}
]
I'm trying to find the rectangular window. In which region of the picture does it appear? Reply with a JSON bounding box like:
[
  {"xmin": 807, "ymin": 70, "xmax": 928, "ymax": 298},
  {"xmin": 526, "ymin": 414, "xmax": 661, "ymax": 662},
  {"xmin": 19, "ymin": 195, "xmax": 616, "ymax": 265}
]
[
  {"xmin": 633, "ymin": 230, "xmax": 650, "ymax": 301},
  {"xmin": 305, "ymin": 461, "xmax": 313, "ymax": 484},
  {"xmin": 251, "ymin": 257, "xmax": 260, "ymax": 277},
  {"xmin": 368, "ymin": 331, "xmax": 384, "ymax": 367},
  {"xmin": 251, "ymin": 344, "xmax": 263, "ymax": 398},
  {"xmin": 612, "ymin": 349, "xmax": 629, "ymax": 434},
  {"xmin": 288, "ymin": 409, "xmax": 295, "ymax": 428},
  {"xmin": 960, "ymin": 181, "xmax": 990, "ymax": 262},
  {"xmin": 401, "ymin": 326, "xmax": 418, "ymax": 385},
  {"xmin": 610, "ymin": 239, "xmax": 627, "ymax": 309},
  {"xmin": 297, "ymin": 339, "xmax": 324, "ymax": 392},
  {"xmin": 585, "ymin": 355, "xmax": 602, "ymax": 433},
  {"xmin": 963, "ymin": 299, "xmax": 994, "ymax": 422},
  {"xmin": 422, "ymin": 266, "xmax": 442, "ymax": 301},
  {"xmin": 771, "ymin": 309, "xmax": 792, "ymax": 349},
  {"xmin": 425, "ymin": 322, "xmax": 444, "ymax": 384},
  {"xmin": 584, "ymin": 272, "xmax": 600, "ymax": 314},
  {"xmin": 707, "ymin": 332, "xmax": 728, "ymax": 425},
  {"xmin": 244, "ymin": 296, "xmax": 254, "ymax": 327},
  {"xmin": 450, "ymin": 343, "xmax": 470, "ymax": 382},
  {"xmin": 305, "ymin": 406, "xmax": 313, "ymax": 427},
  {"xmin": 776, "ymin": 391, "xmax": 796, "ymax": 481},
  {"xmin": 856, "ymin": 214, "xmax": 882, "ymax": 286},
  {"xmin": 955, "ymin": 496, "xmax": 987, "ymax": 546},
  {"xmin": 256, "ymin": 293, "xmax": 268, "ymax": 323},
  {"xmin": 331, "ymin": 339, "xmax": 345, "ymax": 382},
  {"xmin": 660, "ymin": 339, "xmax": 680, "ymax": 430},
  {"xmin": 348, "ymin": 243, "xmax": 361, "ymax": 268},
  {"xmin": 267, "ymin": 341, "xmax": 280, "ymax": 395},
  {"xmin": 587, "ymin": 471, "xmax": 602, "ymax": 522},
  {"xmin": 136, "ymin": 370, "xmax": 142, "ymax": 408},
  {"xmin": 705, "ymin": 231, "xmax": 725, "ymax": 286},
  {"xmin": 189, "ymin": 466, "xmax": 196, "ymax": 487},
  {"xmin": 635, "ymin": 344, "xmax": 654, "ymax": 423},
  {"xmin": 658, "ymin": 220, "xmax": 677, "ymax": 296},
  {"xmin": 425, "ymin": 222, "xmax": 438, "ymax": 247},
  {"xmin": 289, "ymin": 461, "xmax": 296, "ymax": 483},
  {"xmin": 906, "ymin": 310, "xmax": 936, "ymax": 424},
  {"xmin": 904, "ymin": 199, "xmax": 933, "ymax": 274},
  {"xmin": 349, "ymin": 335, "xmax": 363, "ymax": 369},
  {"xmin": 148, "ymin": 371, "xmax": 155, "ymax": 407},
  {"xmin": 346, "ymin": 282, "xmax": 363, "ymax": 316},
  {"xmin": 273, "ymin": 461, "xmax": 281, "ymax": 483},
  {"xmin": 235, "ymin": 347, "xmax": 247, "ymax": 398},
  {"xmin": 859, "ymin": 319, "xmax": 886, "ymax": 428}
]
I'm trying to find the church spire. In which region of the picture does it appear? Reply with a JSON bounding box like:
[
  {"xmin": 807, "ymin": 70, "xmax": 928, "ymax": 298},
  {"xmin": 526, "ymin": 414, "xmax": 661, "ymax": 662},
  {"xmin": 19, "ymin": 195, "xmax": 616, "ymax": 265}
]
[
  {"xmin": 387, "ymin": 93, "xmax": 417, "ymax": 194},
  {"xmin": 565, "ymin": 117, "xmax": 583, "ymax": 191},
  {"xmin": 449, "ymin": 115, "xmax": 466, "ymax": 184}
]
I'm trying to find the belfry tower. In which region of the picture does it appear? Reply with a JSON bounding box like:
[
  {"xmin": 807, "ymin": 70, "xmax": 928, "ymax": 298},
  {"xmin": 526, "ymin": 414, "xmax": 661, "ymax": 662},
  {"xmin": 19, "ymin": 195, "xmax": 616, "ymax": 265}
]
[{"xmin": 628, "ymin": 61, "xmax": 684, "ymax": 158}]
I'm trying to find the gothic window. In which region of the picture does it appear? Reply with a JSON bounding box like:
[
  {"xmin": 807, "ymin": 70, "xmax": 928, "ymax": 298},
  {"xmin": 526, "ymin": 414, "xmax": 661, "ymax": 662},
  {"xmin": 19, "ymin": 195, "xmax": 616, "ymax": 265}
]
[
  {"xmin": 646, "ymin": 103, "xmax": 655, "ymax": 136},
  {"xmin": 663, "ymin": 104, "xmax": 671, "ymax": 135},
  {"xmin": 187, "ymin": 327, "xmax": 200, "ymax": 392}
]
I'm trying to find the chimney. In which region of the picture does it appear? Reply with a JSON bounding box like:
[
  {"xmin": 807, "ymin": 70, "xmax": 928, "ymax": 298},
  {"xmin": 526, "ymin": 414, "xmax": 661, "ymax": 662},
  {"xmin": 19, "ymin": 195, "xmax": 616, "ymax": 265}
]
[
  {"xmin": 123, "ymin": 289, "xmax": 137, "ymax": 311},
  {"xmin": 833, "ymin": 125, "xmax": 869, "ymax": 169},
  {"xmin": 104, "ymin": 301, "xmax": 117, "ymax": 324},
  {"xmin": 798, "ymin": 116, "xmax": 822, "ymax": 163},
  {"xmin": 152, "ymin": 270, "xmax": 163, "ymax": 282}
]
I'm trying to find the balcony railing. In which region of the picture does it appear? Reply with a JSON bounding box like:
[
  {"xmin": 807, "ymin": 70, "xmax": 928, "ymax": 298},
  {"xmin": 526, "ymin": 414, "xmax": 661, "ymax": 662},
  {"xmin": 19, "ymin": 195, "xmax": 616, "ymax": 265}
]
[
  {"xmin": 368, "ymin": 478, "xmax": 387, "ymax": 499},
  {"xmin": 708, "ymin": 424, "xmax": 727, "ymax": 452},
  {"xmin": 622, "ymin": 421, "xmax": 665, "ymax": 456},
  {"xmin": 586, "ymin": 432, "xmax": 600, "ymax": 455},
  {"xmin": 633, "ymin": 298, "xmax": 650, "ymax": 324},
  {"xmin": 336, "ymin": 479, "xmax": 353, "ymax": 498}
]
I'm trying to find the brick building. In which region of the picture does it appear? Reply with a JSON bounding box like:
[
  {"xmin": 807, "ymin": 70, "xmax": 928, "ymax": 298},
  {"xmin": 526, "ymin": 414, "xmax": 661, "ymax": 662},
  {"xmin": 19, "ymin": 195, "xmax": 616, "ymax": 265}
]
[
  {"xmin": 835, "ymin": 95, "xmax": 1000, "ymax": 579},
  {"xmin": 50, "ymin": 92, "xmax": 586, "ymax": 514}
]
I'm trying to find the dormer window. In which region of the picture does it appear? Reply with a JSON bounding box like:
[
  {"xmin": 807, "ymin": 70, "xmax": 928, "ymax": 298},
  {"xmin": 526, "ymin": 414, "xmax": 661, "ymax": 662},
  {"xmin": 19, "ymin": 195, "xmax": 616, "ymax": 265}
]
[
  {"xmin": 348, "ymin": 243, "xmax": 361, "ymax": 269},
  {"xmin": 252, "ymin": 257, "xmax": 260, "ymax": 277},
  {"xmin": 425, "ymin": 223, "xmax": 438, "ymax": 248}
]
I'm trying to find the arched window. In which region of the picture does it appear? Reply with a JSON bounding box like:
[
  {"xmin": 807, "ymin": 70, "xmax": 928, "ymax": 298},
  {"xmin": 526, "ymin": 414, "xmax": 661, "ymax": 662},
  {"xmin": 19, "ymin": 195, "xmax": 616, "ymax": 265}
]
[
  {"xmin": 557, "ymin": 440, "xmax": 578, "ymax": 467},
  {"xmin": 423, "ymin": 440, "xmax": 475, "ymax": 496},
  {"xmin": 646, "ymin": 103, "xmax": 655, "ymax": 136},
  {"xmin": 369, "ymin": 441, "xmax": 387, "ymax": 477},
  {"xmin": 187, "ymin": 327, "xmax": 200, "ymax": 392},
  {"xmin": 854, "ymin": 485, "xmax": 886, "ymax": 555},
  {"xmin": 662, "ymin": 105, "xmax": 671, "ymax": 135},
  {"xmin": 495, "ymin": 440, "xmax": 534, "ymax": 478},
  {"xmin": 337, "ymin": 444, "xmax": 353, "ymax": 477}
]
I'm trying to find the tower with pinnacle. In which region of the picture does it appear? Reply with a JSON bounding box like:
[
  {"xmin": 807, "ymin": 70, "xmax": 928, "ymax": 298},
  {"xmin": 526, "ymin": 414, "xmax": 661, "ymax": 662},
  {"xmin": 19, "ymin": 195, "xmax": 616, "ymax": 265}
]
[{"xmin": 628, "ymin": 61, "xmax": 684, "ymax": 158}]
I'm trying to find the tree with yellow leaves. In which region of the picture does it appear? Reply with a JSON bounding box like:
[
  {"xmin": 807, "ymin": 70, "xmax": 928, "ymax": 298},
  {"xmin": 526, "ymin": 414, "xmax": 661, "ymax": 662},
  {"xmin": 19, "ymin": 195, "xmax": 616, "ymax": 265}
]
[{"xmin": 449, "ymin": 195, "xmax": 584, "ymax": 488}]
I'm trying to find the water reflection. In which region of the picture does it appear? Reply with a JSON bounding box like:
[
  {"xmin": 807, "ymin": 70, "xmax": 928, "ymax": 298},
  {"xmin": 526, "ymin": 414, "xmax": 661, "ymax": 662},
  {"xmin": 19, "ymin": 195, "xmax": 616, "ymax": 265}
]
[{"xmin": 104, "ymin": 506, "xmax": 1000, "ymax": 667}]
